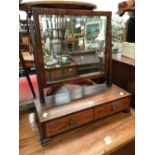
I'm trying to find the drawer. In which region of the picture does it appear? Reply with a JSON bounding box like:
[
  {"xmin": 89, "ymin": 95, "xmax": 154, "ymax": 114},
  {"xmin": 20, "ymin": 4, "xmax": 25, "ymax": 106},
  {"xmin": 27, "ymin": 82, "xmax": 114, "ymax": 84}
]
[
  {"xmin": 45, "ymin": 66, "xmax": 77, "ymax": 82},
  {"xmin": 95, "ymin": 97, "xmax": 131, "ymax": 119},
  {"xmin": 45, "ymin": 108, "xmax": 94, "ymax": 137}
]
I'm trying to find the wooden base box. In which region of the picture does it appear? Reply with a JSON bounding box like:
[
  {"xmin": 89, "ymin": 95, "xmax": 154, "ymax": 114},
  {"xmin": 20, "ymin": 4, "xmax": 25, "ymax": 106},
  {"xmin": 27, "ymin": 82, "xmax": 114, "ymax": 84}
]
[{"xmin": 34, "ymin": 84, "xmax": 131, "ymax": 144}]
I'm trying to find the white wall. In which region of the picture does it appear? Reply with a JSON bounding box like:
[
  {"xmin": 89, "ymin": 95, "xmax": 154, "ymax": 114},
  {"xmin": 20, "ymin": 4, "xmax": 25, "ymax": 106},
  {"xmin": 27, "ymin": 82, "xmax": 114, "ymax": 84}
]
[{"xmin": 83, "ymin": 0, "xmax": 123, "ymax": 12}]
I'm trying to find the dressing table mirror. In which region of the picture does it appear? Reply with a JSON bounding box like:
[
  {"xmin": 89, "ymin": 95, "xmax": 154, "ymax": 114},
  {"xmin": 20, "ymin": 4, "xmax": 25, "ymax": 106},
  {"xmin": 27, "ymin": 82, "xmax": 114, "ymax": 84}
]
[{"xmin": 20, "ymin": 0, "xmax": 131, "ymax": 145}]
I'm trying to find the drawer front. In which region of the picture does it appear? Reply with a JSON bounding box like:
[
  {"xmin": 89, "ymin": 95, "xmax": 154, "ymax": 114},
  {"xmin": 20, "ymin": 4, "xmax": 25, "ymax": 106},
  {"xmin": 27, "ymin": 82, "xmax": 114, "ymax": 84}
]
[
  {"xmin": 95, "ymin": 97, "xmax": 130, "ymax": 119},
  {"xmin": 45, "ymin": 66, "xmax": 77, "ymax": 82},
  {"xmin": 45, "ymin": 109, "xmax": 94, "ymax": 137}
]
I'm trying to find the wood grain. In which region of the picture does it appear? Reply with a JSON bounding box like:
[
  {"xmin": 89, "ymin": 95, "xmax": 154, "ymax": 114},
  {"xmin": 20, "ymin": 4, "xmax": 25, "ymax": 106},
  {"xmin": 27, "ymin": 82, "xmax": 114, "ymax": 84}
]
[
  {"xmin": 95, "ymin": 97, "xmax": 130, "ymax": 119},
  {"xmin": 19, "ymin": 108, "xmax": 135, "ymax": 155},
  {"xmin": 45, "ymin": 108, "xmax": 94, "ymax": 137}
]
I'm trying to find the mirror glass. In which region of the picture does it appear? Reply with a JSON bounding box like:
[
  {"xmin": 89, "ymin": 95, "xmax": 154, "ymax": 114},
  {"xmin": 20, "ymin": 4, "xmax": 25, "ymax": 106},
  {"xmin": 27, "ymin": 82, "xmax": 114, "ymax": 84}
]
[{"xmin": 39, "ymin": 15, "xmax": 107, "ymax": 83}]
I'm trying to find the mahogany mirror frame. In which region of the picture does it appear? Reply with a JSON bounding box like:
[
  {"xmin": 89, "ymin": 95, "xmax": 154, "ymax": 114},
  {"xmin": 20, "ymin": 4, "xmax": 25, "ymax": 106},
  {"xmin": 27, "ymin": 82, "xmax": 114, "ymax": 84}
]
[{"xmin": 30, "ymin": 7, "xmax": 112, "ymax": 103}]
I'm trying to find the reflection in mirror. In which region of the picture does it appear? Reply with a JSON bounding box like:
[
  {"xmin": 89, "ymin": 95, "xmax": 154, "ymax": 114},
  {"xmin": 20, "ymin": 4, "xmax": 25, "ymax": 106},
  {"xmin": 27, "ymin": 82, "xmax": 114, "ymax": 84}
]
[{"xmin": 39, "ymin": 15, "xmax": 107, "ymax": 83}]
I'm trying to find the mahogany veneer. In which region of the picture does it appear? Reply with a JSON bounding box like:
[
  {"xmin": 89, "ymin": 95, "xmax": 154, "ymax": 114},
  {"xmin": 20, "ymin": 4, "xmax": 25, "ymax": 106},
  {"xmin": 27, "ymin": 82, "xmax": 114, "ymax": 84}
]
[
  {"xmin": 34, "ymin": 84, "xmax": 131, "ymax": 144},
  {"xmin": 112, "ymin": 53, "xmax": 135, "ymax": 107},
  {"xmin": 45, "ymin": 109, "xmax": 94, "ymax": 137}
]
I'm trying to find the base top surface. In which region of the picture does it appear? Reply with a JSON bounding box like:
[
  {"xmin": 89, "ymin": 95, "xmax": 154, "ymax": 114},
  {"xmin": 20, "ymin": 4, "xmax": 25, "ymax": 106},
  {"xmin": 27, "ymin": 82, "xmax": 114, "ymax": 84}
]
[{"xmin": 34, "ymin": 84, "xmax": 131, "ymax": 122}]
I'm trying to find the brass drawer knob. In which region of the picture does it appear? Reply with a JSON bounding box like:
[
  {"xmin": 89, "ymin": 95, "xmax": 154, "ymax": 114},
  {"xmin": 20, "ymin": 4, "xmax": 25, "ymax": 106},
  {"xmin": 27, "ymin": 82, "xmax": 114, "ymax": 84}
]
[
  {"xmin": 112, "ymin": 106, "xmax": 116, "ymax": 111},
  {"xmin": 69, "ymin": 120, "xmax": 76, "ymax": 126}
]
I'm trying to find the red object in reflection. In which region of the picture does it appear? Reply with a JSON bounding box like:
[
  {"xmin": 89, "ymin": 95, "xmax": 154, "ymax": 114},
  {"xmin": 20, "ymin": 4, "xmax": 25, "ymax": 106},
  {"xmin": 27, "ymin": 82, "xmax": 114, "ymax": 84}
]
[
  {"xmin": 118, "ymin": 1, "xmax": 128, "ymax": 10},
  {"xmin": 19, "ymin": 75, "xmax": 48, "ymax": 103}
]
